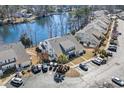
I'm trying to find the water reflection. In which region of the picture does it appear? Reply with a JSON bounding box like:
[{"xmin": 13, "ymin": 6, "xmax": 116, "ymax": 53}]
[{"xmin": 0, "ymin": 13, "xmax": 70, "ymax": 45}]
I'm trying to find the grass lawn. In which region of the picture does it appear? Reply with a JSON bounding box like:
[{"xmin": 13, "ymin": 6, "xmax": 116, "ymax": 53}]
[
  {"xmin": 70, "ymin": 57, "xmax": 85, "ymax": 65},
  {"xmin": 83, "ymin": 49, "xmax": 94, "ymax": 60},
  {"xmin": 66, "ymin": 62, "xmax": 75, "ymax": 66},
  {"xmin": 99, "ymin": 38, "xmax": 109, "ymax": 51},
  {"xmin": 67, "ymin": 49, "xmax": 95, "ymax": 66},
  {"xmin": 26, "ymin": 47, "xmax": 40, "ymax": 65}
]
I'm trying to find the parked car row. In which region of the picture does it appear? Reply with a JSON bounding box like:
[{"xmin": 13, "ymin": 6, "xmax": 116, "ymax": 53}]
[
  {"xmin": 91, "ymin": 57, "xmax": 107, "ymax": 66},
  {"xmin": 79, "ymin": 56, "xmax": 107, "ymax": 72},
  {"xmin": 31, "ymin": 64, "xmax": 42, "ymax": 74},
  {"xmin": 10, "ymin": 62, "xmax": 60, "ymax": 87},
  {"xmin": 31, "ymin": 62, "xmax": 59, "ymax": 74},
  {"xmin": 56, "ymin": 65, "xmax": 70, "ymax": 74},
  {"xmin": 110, "ymin": 30, "xmax": 124, "ymax": 87}
]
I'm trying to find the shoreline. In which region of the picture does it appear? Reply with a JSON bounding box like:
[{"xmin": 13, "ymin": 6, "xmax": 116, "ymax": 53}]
[{"xmin": 0, "ymin": 12, "xmax": 65, "ymax": 26}]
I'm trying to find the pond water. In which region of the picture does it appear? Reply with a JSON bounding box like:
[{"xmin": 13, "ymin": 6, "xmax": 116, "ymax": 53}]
[{"xmin": 0, "ymin": 13, "xmax": 73, "ymax": 45}]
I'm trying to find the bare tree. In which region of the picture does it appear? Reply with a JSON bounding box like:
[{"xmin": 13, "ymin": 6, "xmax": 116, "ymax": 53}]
[
  {"xmin": 59, "ymin": 14, "xmax": 65, "ymax": 36},
  {"xmin": 46, "ymin": 17, "xmax": 53, "ymax": 38}
]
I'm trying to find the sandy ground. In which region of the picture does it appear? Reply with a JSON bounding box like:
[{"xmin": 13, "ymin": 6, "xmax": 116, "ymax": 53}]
[{"xmin": 26, "ymin": 47, "xmax": 40, "ymax": 65}]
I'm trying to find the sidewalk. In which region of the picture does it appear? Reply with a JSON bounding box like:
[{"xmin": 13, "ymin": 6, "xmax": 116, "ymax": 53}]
[
  {"xmin": 105, "ymin": 20, "xmax": 115, "ymax": 50},
  {"xmin": 71, "ymin": 57, "xmax": 95, "ymax": 68},
  {"xmin": 70, "ymin": 19, "xmax": 116, "ymax": 69}
]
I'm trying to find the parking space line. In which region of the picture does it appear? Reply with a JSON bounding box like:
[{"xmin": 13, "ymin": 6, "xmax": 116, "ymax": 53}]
[
  {"xmin": 69, "ymin": 62, "xmax": 75, "ymax": 66},
  {"xmin": 81, "ymin": 57, "xmax": 87, "ymax": 61}
]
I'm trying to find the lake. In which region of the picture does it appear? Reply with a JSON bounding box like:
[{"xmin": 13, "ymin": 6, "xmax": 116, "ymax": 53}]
[{"xmin": 0, "ymin": 13, "xmax": 73, "ymax": 45}]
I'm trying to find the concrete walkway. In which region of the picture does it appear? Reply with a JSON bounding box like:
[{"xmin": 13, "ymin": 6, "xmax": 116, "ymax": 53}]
[{"xmin": 105, "ymin": 20, "xmax": 115, "ymax": 50}]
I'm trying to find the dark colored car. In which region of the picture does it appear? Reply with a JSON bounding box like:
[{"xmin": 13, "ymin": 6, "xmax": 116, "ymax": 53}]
[
  {"xmin": 92, "ymin": 60, "xmax": 101, "ymax": 66},
  {"xmin": 42, "ymin": 64, "xmax": 48, "ymax": 73},
  {"xmin": 112, "ymin": 76, "xmax": 124, "ymax": 86},
  {"xmin": 108, "ymin": 45, "xmax": 117, "ymax": 52},
  {"xmin": 109, "ymin": 45, "xmax": 117, "ymax": 48},
  {"xmin": 107, "ymin": 51, "xmax": 113, "ymax": 57},
  {"xmin": 31, "ymin": 65, "xmax": 41, "ymax": 74},
  {"xmin": 101, "ymin": 59, "xmax": 107, "ymax": 64},
  {"xmin": 10, "ymin": 77, "xmax": 23, "ymax": 87},
  {"xmin": 110, "ymin": 42, "xmax": 117, "ymax": 45},
  {"xmin": 54, "ymin": 73, "xmax": 65, "ymax": 83},
  {"xmin": 79, "ymin": 64, "xmax": 88, "ymax": 71},
  {"xmin": 49, "ymin": 66, "xmax": 53, "ymax": 71},
  {"xmin": 53, "ymin": 67, "xmax": 57, "ymax": 72},
  {"xmin": 118, "ymin": 32, "xmax": 122, "ymax": 35},
  {"xmin": 108, "ymin": 47, "xmax": 117, "ymax": 52}
]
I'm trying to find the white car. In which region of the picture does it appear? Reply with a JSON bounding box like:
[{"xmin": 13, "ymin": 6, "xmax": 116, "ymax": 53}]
[
  {"xmin": 10, "ymin": 77, "xmax": 23, "ymax": 87},
  {"xmin": 112, "ymin": 76, "xmax": 124, "ymax": 86},
  {"xmin": 50, "ymin": 62, "xmax": 53, "ymax": 66}
]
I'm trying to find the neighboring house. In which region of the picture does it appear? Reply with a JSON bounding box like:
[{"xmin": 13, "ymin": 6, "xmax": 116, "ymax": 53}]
[
  {"xmin": 75, "ymin": 25, "xmax": 103, "ymax": 48},
  {"xmin": 97, "ymin": 15, "xmax": 110, "ymax": 25},
  {"xmin": 39, "ymin": 35, "xmax": 84, "ymax": 61},
  {"xmin": 76, "ymin": 32, "xmax": 100, "ymax": 48},
  {"xmin": 93, "ymin": 10, "xmax": 109, "ymax": 18},
  {"xmin": 14, "ymin": 12, "xmax": 23, "ymax": 18},
  {"xmin": 117, "ymin": 11, "xmax": 124, "ymax": 20},
  {"xmin": 93, "ymin": 19, "xmax": 109, "ymax": 30},
  {"xmin": 16, "ymin": 9, "xmax": 32, "ymax": 18},
  {"xmin": 83, "ymin": 22, "xmax": 107, "ymax": 34},
  {"xmin": 0, "ymin": 42, "xmax": 31, "ymax": 76},
  {"xmin": 75, "ymin": 14, "xmax": 111, "ymax": 48},
  {"xmin": 113, "ymin": 9, "xmax": 122, "ymax": 14}
]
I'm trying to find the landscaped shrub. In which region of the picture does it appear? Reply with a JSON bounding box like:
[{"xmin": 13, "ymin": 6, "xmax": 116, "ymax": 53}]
[
  {"xmin": 100, "ymin": 54, "xmax": 105, "ymax": 58},
  {"xmin": 21, "ymin": 71, "xmax": 25, "ymax": 75},
  {"xmin": 58, "ymin": 54, "xmax": 69, "ymax": 64},
  {"xmin": 100, "ymin": 49, "xmax": 108, "ymax": 58}
]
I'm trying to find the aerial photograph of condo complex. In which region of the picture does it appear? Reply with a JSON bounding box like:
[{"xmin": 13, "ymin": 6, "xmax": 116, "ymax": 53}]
[{"xmin": 0, "ymin": 5, "xmax": 124, "ymax": 88}]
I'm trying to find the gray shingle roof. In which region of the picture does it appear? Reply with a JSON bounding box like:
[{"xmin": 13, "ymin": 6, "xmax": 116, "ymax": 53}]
[
  {"xmin": 75, "ymin": 15, "xmax": 110, "ymax": 47},
  {"xmin": 59, "ymin": 40, "xmax": 75, "ymax": 51},
  {"xmin": 117, "ymin": 11, "xmax": 124, "ymax": 18},
  {"xmin": 93, "ymin": 19, "xmax": 108, "ymax": 29},
  {"xmin": 0, "ymin": 49, "xmax": 17, "ymax": 61},
  {"xmin": 76, "ymin": 22, "xmax": 106, "ymax": 38},
  {"xmin": 76, "ymin": 32, "xmax": 100, "ymax": 45},
  {"xmin": 47, "ymin": 35, "xmax": 84, "ymax": 57},
  {"xmin": 97, "ymin": 15, "xmax": 110, "ymax": 24},
  {"xmin": 93, "ymin": 10, "xmax": 109, "ymax": 17},
  {"xmin": 0, "ymin": 42, "xmax": 30, "ymax": 66}
]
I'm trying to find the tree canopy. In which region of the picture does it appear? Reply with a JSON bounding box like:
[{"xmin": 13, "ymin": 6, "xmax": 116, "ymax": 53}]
[{"xmin": 20, "ymin": 33, "xmax": 32, "ymax": 48}]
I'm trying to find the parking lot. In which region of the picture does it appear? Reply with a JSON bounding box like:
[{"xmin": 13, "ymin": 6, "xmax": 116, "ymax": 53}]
[{"xmin": 6, "ymin": 19, "xmax": 124, "ymax": 88}]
